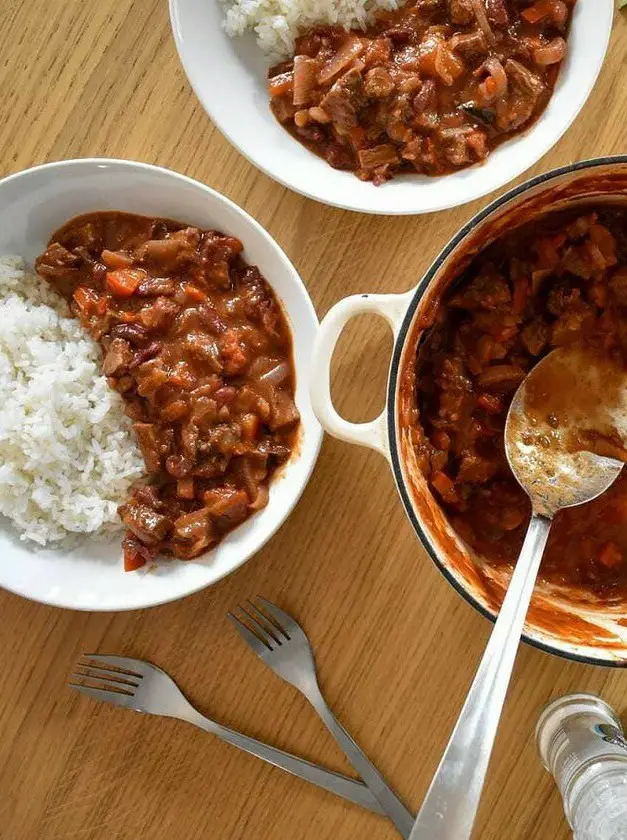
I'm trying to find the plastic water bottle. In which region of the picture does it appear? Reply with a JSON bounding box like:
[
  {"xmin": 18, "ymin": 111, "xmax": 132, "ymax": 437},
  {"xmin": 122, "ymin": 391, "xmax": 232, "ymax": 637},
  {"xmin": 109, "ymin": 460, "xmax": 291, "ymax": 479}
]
[{"xmin": 536, "ymin": 693, "xmax": 627, "ymax": 840}]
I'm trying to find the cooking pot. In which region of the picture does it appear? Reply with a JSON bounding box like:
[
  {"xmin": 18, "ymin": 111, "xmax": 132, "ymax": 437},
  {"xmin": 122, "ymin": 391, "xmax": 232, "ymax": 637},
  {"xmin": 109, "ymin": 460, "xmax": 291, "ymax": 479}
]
[{"xmin": 311, "ymin": 156, "xmax": 627, "ymax": 667}]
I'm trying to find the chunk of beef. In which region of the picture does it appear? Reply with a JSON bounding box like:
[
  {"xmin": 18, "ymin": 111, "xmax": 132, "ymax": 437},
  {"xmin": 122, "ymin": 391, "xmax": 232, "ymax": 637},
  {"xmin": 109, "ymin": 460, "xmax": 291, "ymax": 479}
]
[
  {"xmin": 34, "ymin": 243, "xmax": 83, "ymax": 295},
  {"xmin": 183, "ymin": 332, "xmax": 222, "ymax": 371},
  {"xmin": 449, "ymin": 0, "xmax": 474, "ymax": 24},
  {"xmin": 449, "ymin": 31, "xmax": 488, "ymax": 59},
  {"xmin": 119, "ymin": 500, "xmax": 172, "ymax": 545},
  {"xmin": 521, "ymin": 318, "xmax": 549, "ymax": 356},
  {"xmin": 485, "ymin": 0, "xmax": 508, "ymax": 27},
  {"xmin": 133, "ymin": 422, "xmax": 170, "ymax": 473},
  {"xmin": 457, "ymin": 451, "xmax": 499, "ymax": 483},
  {"xmin": 449, "ymin": 270, "xmax": 511, "ymax": 311},
  {"xmin": 203, "ymin": 487, "xmax": 249, "ymax": 531},
  {"xmin": 102, "ymin": 338, "xmax": 133, "ymax": 376},
  {"xmin": 320, "ymin": 68, "xmax": 365, "ymax": 130},
  {"xmin": 267, "ymin": 390, "xmax": 301, "ymax": 430},
  {"xmin": 136, "ymin": 277, "xmax": 176, "ymax": 296},
  {"xmin": 138, "ymin": 297, "xmax": 180, "ymax": 331},
  {"xmin": 364, "ymin": 67, "xmax": 395, "ymax": 98},
  {"xmin": 505, "ymin": 59, "xmax": 545, "ymax": 98}
]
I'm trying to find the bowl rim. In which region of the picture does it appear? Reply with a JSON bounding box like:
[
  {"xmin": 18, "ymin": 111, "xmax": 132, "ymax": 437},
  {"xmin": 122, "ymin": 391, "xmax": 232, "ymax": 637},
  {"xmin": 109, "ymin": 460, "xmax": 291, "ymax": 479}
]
[
  {"xmin": 0, "ymin": 157, "xmax": 323, "ymax": 611},
  {"xmin": 386, "ymin": 154, "xmax": 627, "ymax": 668},
  {"xmin": 168, "ymin": 0, "xmax": 613, "ymax": 216}
]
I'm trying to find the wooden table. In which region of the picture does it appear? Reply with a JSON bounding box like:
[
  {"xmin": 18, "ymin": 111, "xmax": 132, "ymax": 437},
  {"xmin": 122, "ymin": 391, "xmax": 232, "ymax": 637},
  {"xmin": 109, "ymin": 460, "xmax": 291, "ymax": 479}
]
[{"xmin": 0, "ymin": 3, "xmax": 626, "ymax": 838}]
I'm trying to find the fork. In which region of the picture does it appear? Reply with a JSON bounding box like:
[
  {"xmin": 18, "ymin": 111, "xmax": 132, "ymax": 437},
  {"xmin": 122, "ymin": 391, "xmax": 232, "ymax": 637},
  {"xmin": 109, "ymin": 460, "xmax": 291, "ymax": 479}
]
[
  {"xmin": 68, "ymin": 654, "xmax": 387, "ymax": 815},
  {"xmin": 229, "ymin": 598, "xmax": 413, "ymax": 839}
]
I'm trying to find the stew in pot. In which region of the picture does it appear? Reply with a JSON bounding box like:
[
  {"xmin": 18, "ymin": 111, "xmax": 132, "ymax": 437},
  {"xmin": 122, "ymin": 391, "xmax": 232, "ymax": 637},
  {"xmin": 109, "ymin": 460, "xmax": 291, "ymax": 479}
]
[
  {"xmin": 36, "ymin": 212, "xmax": 299, "ymax": 570},
  {"xmin": 402, "ymin": 206, "xmax": 627, "ymax": 598}
]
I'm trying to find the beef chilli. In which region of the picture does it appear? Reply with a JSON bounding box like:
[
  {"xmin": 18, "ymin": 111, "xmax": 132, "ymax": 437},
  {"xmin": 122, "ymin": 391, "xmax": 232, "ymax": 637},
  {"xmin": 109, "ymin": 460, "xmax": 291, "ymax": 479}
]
[
  {"xmin": 402, "ymin": 206, "xmax": 627, "ymax": 599},
  {"xmin": 269, "ymin": 0, "xmax": 574, "ymax": 184},
  {"xmin": 36, "ymin": 212, "xmax": 299, "ymax": 570}
]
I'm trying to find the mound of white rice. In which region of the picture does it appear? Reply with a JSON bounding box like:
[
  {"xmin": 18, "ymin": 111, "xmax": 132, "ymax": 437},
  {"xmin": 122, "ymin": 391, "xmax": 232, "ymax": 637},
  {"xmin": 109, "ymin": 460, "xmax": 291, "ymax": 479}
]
[
  {"xmin": 0, "ymin": 257, "xmax": 144, "ymax": 547},
  {"xmin": 221, "ymin": 0, "xmax": 400, "ymax": 62}
]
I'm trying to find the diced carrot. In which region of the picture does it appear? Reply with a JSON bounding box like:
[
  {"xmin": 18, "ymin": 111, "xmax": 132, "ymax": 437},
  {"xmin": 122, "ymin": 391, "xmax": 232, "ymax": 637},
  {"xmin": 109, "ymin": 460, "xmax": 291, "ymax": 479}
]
[
  {"xmin": 177, "ymin": 477, "xmax": 196, "ymax": 500},
  {"xmin": 267, "ymin": 71, "xmax": 294, "ymax": 98},
  {"xmin": 106, "ymin": 268, "xmax": 145, "ymax": 298},
  {"xmin": 521, "ymin": 0, "xmax": 556, "ymax": 24},
  {"xmin": 598, "ymin": 541, "xmax": 623, "ymax": 570},
  {"xmin": 123, "ymin": 546, "xmax": 147, "ymax": 572},
  {"xmin": 482, "ymin": 76, "xmax": 498, "ymax": 98},
  {"xmin": 431, "ymin": 470, "xmax": 458, "ymax": 503},
  {"xmin": 184, "ymin": 283, "xmax": 208, "ymax": 303},
  {"xmin": 434, "ymin": 43, "xmax": 465, "ymax": 86},
  {"xmin": 418, "ymin": 34, "xmax": 441, "ymax": 76},
  {"xmin": 96, "ymin": 296, "xmax": 107, "ymax": 316},
  {"xmin": 73, "ymin": 286, "xmax": 98, "ymax": 315}
]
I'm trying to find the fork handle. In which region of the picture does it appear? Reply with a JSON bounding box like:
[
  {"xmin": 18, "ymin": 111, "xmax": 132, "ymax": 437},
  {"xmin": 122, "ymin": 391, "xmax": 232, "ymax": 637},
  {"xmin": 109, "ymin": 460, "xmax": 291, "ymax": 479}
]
[
  {"xmin": 307, "ymin": 694, "xmax": 413, "ymax": 839},
  {"xmin": 181, "ymin": 709, "xmax": 387, "ymax": 816}
]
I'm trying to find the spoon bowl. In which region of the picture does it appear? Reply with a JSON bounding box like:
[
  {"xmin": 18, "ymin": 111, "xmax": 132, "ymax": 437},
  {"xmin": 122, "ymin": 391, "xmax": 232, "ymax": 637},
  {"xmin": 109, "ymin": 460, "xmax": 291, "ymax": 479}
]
[{"xmin": 505, "ymin": 347, "xmax": 625, "ymax": 518}]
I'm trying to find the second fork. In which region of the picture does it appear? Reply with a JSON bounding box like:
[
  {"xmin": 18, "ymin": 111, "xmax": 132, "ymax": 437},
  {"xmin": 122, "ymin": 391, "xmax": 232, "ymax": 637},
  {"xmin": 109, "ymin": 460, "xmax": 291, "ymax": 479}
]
[{"xmin": 229, "ymin": 597, "xmax": 413, "ymax": 839}]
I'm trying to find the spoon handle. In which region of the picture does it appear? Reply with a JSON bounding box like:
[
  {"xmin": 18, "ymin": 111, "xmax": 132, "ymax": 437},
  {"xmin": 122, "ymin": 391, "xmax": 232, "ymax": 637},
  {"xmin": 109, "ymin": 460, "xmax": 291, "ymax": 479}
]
[{"xmin": 409, "ymin": 513, "xmax": 552, "ymax": 840}]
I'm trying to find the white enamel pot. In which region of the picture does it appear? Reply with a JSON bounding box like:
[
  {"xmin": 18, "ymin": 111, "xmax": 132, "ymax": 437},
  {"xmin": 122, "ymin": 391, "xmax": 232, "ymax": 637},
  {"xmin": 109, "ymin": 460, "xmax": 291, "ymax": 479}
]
[{"xmin": 311, "ymin": 156, "xmax": 627, "ymax": 667}]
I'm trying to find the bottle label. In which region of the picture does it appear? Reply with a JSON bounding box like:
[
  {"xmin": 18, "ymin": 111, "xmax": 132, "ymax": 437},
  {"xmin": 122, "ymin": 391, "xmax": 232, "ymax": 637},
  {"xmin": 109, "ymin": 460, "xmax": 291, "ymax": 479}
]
[
  {"xmin": 554, "ymin": 713, "xmax": 627, "ymax": 790},
  {"xmin": 595, "ymin": 724, "xmax": 627, "ymax": 752}
]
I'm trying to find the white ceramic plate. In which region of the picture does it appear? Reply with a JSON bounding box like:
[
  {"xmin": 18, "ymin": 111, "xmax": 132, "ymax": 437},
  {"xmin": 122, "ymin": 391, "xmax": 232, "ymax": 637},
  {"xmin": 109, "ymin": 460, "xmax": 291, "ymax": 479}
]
[
  {"xmin": 0, "ymin": 159, "xmax": 322, "ymax": 610},
  {"xmin": 169, "ymin": 0, "xmax": 613, "ymax": 215}
]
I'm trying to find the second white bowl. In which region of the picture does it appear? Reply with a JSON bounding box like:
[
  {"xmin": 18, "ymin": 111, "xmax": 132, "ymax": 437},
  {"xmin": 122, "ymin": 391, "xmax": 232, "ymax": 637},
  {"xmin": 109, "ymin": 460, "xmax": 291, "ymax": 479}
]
[
  {"xmin": 169, "ymin": 0, "xmax": 613, "ymax": 215},
  {"xmin": 0, "ymin": 158, "xmax": 322, "ymax": 610}
]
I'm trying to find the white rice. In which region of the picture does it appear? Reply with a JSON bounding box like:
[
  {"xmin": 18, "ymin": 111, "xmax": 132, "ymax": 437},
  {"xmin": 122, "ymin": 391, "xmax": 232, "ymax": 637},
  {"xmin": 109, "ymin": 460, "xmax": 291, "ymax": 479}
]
[
  {"xmin": 221, "ymin": 0, "xmax": 400, "ymax": 62},
  {"xmin": 0, "ymin": 256, "xmax": 145, "ymax": 547}
]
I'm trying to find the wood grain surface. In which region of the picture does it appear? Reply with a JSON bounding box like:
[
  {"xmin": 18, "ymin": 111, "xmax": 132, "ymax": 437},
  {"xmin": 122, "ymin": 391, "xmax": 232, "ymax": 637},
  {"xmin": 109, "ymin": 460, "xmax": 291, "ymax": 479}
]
[{"xmin": 0, "ymin": 2, "xmax": 626, "ymax": 839}]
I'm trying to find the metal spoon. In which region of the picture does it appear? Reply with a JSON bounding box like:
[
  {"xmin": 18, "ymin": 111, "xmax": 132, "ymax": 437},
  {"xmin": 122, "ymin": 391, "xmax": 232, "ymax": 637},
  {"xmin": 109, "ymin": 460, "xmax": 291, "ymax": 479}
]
[{"xmin": 409, "ymin": 347, "xmax": 625, "ymax": 840}]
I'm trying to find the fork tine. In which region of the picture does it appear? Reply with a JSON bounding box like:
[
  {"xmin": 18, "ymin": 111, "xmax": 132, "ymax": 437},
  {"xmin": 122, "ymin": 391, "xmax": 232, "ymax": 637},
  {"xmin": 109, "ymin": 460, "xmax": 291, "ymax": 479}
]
[
  {"xmin": 237, "ymin": 605, "xmax": 282, "ymax": 648},
  {"xmin": 228, "ymin": 611, "xmax": 273, "ymax": 656},
  {"xmin": 74, "ymin": 665, "xmax": 140, "ymax": 688},
  {"xmin": 254, "ymin": 597, "xmax": 302, "ymax": 638},
  {"xmin": 245, "ymin": 600, "xmax": 288, "ymax": 642},
  {"xmin": 70, "ymin": 672, "xmax": 136, "ymax": 695},
  {"xmin": 81, "ymin": 654, "xmax": 145, "ymax": 678},
  {"xmin": 68, "ymin": 682, "xmax": 136, "ymax": 706}
]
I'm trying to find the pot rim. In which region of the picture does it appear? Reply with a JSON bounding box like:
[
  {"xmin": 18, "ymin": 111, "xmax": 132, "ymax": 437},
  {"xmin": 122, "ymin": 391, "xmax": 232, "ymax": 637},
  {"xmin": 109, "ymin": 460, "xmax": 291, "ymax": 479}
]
[{"xmin": 386, "ymin": 154, "xmax": 627, "ymax": 669}]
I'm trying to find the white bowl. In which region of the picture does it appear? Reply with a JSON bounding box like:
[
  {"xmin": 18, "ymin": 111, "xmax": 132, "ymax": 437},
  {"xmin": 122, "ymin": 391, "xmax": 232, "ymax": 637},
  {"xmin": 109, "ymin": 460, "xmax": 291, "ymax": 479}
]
[
  {"xmin": 169, "ymin": 0, "xmax": 613, "ymax": 216},
  {"xmin": 0, "ymin": 158, "xmax": 322, "ymax": 610}
]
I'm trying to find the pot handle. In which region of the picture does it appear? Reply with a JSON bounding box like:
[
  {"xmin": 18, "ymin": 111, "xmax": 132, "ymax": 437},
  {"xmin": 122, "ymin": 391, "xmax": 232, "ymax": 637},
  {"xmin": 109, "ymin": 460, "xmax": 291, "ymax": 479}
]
[{"xmin": 310, "ymin": 291, "xmax": 412, "ymax": 461}]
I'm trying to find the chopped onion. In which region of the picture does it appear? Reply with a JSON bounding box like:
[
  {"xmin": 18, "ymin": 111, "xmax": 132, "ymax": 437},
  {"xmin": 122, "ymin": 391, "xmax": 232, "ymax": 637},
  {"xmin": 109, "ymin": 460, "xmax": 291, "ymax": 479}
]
[
  {"xmin": 258, "ymin": 361, "xmax": 291, "ymax": 386},
  {"xmin": 470, "ymin": 0, "xmax": 495, "ymax": 45}
]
